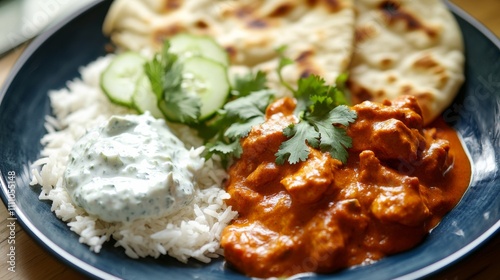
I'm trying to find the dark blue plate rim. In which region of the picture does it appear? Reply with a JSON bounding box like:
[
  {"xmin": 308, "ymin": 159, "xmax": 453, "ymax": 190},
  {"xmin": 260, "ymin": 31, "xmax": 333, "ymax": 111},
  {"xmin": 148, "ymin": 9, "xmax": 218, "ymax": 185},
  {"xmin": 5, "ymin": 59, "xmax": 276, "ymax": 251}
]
[
  {"xmin": 0, "ymin": 1, "xmax": 117, "ymax": 278},
  {"xmin": 401, "ymin": 2, "xmax": 500, "ymax": 279},
  {"xmin": 0, "ymin": 174, "xmax": 118, "ymax": 279},
  {"xmin": 0, "ymin": 0, "xmax": 498, "ymax": 279}
]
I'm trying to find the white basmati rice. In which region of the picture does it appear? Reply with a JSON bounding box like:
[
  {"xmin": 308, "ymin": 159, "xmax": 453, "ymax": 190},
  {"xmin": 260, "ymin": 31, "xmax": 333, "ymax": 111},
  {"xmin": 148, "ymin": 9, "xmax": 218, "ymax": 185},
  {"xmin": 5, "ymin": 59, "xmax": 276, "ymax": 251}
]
[{"xmin": 29, "ymin": 55, "xmax": 238, "ymax": 263}]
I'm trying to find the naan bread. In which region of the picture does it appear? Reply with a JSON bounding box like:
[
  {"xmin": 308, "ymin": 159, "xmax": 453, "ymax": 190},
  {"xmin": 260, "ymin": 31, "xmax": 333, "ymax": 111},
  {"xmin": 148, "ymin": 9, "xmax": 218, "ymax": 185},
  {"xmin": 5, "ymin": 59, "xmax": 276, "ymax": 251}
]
[
  {"xmin": 103, "ymin": 0, "xmax": 356, "ymax": 95},
  {"xmin": 347, "ymin": 0, "xmax": 464, "ymax": 125}
]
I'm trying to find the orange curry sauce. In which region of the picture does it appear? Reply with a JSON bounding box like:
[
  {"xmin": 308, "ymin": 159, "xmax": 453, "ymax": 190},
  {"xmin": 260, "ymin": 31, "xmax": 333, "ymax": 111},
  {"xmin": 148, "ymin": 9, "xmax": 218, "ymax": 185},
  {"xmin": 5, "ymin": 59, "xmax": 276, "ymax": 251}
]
[{"xmin": 220, "ymin": 96, "xmax": 471, "ymax": 278}]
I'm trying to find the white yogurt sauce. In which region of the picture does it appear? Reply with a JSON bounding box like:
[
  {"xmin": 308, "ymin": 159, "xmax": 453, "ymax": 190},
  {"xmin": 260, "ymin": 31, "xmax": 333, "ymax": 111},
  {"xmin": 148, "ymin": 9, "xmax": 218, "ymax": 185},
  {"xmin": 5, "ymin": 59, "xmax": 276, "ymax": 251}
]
[{"xmin": 63, "ymin": 113, "xmax": 203, "ymax": 222}]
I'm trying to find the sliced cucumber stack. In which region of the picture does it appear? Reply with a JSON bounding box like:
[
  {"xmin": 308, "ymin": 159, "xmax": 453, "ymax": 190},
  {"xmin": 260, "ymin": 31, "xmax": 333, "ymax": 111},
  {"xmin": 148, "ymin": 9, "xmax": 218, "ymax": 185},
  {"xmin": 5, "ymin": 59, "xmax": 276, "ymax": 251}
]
[
  {"xmin": 169, "ymin": 33, "xmax": 229, "ymax": 67},
  {"xmin": 100, "ymin": 52, "xmax": 146, "ymax": 107},
  {"xmin": 100, "ymin": 33, "xmax": 231, "ymax": 124}
]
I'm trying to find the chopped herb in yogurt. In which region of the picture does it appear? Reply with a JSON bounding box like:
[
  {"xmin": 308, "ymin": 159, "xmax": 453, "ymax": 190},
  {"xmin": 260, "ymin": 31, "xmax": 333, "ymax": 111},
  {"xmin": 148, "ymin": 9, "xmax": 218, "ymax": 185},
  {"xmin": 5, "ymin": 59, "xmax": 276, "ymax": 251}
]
[{"xmin": 63, "ymin": 113, "xmax": 203, "ymax": 222}]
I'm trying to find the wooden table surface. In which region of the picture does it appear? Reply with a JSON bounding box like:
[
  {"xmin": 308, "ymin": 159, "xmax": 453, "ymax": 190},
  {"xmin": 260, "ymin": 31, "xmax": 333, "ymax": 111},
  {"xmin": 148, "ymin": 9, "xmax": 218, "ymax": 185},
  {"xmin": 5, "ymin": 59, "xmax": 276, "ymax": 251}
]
[{"xmin": 1, "ymin": 1, "xmax": 499, "ymax": 279}]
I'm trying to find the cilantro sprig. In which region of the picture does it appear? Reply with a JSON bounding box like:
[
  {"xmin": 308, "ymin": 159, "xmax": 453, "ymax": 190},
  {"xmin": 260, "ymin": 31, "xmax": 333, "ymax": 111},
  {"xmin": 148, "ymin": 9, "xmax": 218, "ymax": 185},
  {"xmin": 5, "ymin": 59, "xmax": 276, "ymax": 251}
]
[
  {"xmin": 274, "ymin": 48, "xmax": 357, "ymax": 165},
  {"xmin": 144, "ymin": 41, "xmax": 201, "ymax": 124}
]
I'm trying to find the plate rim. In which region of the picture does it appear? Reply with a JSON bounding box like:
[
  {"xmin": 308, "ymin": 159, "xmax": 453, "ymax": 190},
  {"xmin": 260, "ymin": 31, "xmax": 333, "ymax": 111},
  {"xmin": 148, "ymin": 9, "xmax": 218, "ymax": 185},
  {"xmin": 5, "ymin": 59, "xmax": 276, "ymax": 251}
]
[
  {"xmin": 0, "ymin": 0, "xmax": 499, "ymax": 279},
  {"xmin": 0, "ymin": 171, "xmax": 119, "ymax": 280}
]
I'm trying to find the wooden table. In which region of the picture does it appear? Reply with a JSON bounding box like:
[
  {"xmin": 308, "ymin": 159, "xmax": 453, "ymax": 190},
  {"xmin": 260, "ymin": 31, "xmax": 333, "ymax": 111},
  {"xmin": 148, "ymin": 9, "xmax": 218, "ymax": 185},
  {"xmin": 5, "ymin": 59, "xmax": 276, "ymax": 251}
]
[{"xmin": 1, "ymin": 1, "xmax": 499, "ymax": 279}]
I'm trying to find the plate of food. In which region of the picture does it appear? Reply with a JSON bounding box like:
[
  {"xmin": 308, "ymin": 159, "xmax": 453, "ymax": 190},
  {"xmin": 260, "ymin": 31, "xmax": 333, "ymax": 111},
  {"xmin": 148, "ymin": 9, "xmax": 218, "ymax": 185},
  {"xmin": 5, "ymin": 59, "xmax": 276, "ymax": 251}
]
[{"xmin": 0, "ymin": 0, "xmax": 498, "ymax": 279}]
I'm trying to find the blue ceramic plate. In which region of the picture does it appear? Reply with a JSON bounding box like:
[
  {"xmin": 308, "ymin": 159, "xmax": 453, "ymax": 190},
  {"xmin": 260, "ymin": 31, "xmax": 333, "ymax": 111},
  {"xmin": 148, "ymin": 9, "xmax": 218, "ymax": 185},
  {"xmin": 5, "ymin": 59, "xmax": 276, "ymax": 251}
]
[{"xmin": 0, "ymin": 1, "xmax": 499, "ymax": 279}]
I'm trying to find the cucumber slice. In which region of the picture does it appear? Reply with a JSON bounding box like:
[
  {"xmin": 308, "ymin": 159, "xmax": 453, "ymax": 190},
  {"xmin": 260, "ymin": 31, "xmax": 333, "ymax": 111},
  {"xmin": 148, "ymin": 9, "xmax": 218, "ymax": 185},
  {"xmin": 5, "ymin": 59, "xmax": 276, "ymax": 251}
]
[
  {"xmin": 182, "ymin": 56, "xmax": 230, "ymax": 120},
  {"xmin": 100, "ymin": 52, "xmax": 146, "ymax": 107},
  {"xmin": 132, "ymin": 75, "xmax": 163, "ymax": 118},
  {"xmin": 158, "ymin": 56, "xmax": 230, "ymax": 122},
  {"xmin": 169, "ymin": 33, "xmax": 229, "ymax": 67}
]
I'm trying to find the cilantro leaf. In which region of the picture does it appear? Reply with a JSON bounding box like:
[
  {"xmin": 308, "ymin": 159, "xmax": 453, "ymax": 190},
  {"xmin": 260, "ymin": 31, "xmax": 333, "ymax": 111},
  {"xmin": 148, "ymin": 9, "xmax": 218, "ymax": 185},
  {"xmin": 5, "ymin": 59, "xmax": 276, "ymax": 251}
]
[
  {"xmin": 325, "ymin": 105, "xmax": 358, "ymax": 126},
  {"xmin": 309, "ymin": 94, "xmax": 334, "ymax": 116},
  {"xmin": 231, "ymin": 71, "xmax": 268, "ymax": 97},
  {"xmin": 144, "ymin": 58, "xmax": 163, "ymax": 99},
  {"xmin": 224, "ymin": 90, "xmax": 274, "ymax": 120},
  {"xmin": 307, "ymin": 105, "xmax": 357, "ymax": 163},
  {"xmin": 206, "ymin": 140, "xmax": 242, "ymax": 158},
  {"xmin": 318, "ymin": 126, "xmax": 352, "ymax": 164},
  {"xmin": 296, "ymin": 75, "xmax": 330, "ymax": 98},
  {"xmin": 159, "ymin": 88, "xmax": 201, "ymax": 123},
  {"xmin": 295, "ymin": 75, "xmax": 331, "ymax": 114},
  {"xmin": 275, "ymin": 122, "xmax": 320, "ymax": 165},
  {"xmin": 224, "ymin": 116, "xmax": 266, "ymax": 139},
  {"xmin": 205, "ymin": 140, "xmax": 243, "ymax": 168}
]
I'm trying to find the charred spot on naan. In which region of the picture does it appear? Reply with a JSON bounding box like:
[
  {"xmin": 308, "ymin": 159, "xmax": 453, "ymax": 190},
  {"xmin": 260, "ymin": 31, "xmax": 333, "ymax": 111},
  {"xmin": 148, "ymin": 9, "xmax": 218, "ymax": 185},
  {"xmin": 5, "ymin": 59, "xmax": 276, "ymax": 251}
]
[
  {"xmin": 355, "ymin": 24, "xmax": 377, "ymax": 44},
  {"xmin": 379, "ymin": 57, "xmax": 394, "ymax": 69},
  {"xmin": 194, "ymin": 19, "xmax": 210, "ymax": 29},
  {"xmin": 347, "ymin": 81, "xmax": 374, "ymax": 104},
  {"xmin": 413, "ymin": 54, "xmax": 440, "ymax": 68},
  {"xmin": 306, "ymin": 0, "xmax": 346, "ymax": 13},
  {"xmin": 386, "ymin": 74, "xmax": 397, "ymax": 84},
  {"xmin": 400, "ymin": 84, "xmax": 412, "ymax": 94},
  {"xmin": 247, "ymin": 19, "xmax": 271, "ymax": 29},
  {"xmin": 295, "ymin": 50, "xmax": 324, "ymax": 78},
  {"xmin": 162, "ymin": 0, "xmax": 182, "ymax": 12},
  {"xmin": 154, "ymin": 24, "xmax": 187, "ymax": 45},
  {"xmin": 268, "ymin": 3, "xmax": 295, "ymax": 17},
  {"xmin": 377, "ymin": 0, "xmax": 439, "ymax": 39},
  {"xmin": 226, "ymin": 5, "xmax": 263, "ymax": 25},
  {"xmin": 348, "ymin": 77, "xmax": 395, "ymax": 104},
  {"xmin": 412, "ymin": 54, "xmax": 451, "ymax": 90},
  {"xmin": 225, "ymin": 46, "xmax": 238, "ymax": 62}
]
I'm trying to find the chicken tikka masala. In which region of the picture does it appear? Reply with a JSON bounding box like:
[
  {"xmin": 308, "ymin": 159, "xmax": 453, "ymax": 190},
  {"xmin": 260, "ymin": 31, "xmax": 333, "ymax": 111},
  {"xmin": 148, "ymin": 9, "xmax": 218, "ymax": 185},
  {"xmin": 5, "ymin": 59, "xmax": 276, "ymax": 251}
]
[{"xmin": 221, "ymin": 95, "xmax": 471, "ymax": 278}]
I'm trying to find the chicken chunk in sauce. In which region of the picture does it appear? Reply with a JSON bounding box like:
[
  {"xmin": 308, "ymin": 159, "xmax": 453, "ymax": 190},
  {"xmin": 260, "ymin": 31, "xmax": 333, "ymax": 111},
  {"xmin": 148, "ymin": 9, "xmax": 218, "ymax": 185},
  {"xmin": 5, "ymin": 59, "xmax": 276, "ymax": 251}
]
[{"xmin": 220, "ymin": 95, "xmax": 471, "ymax": 278}]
